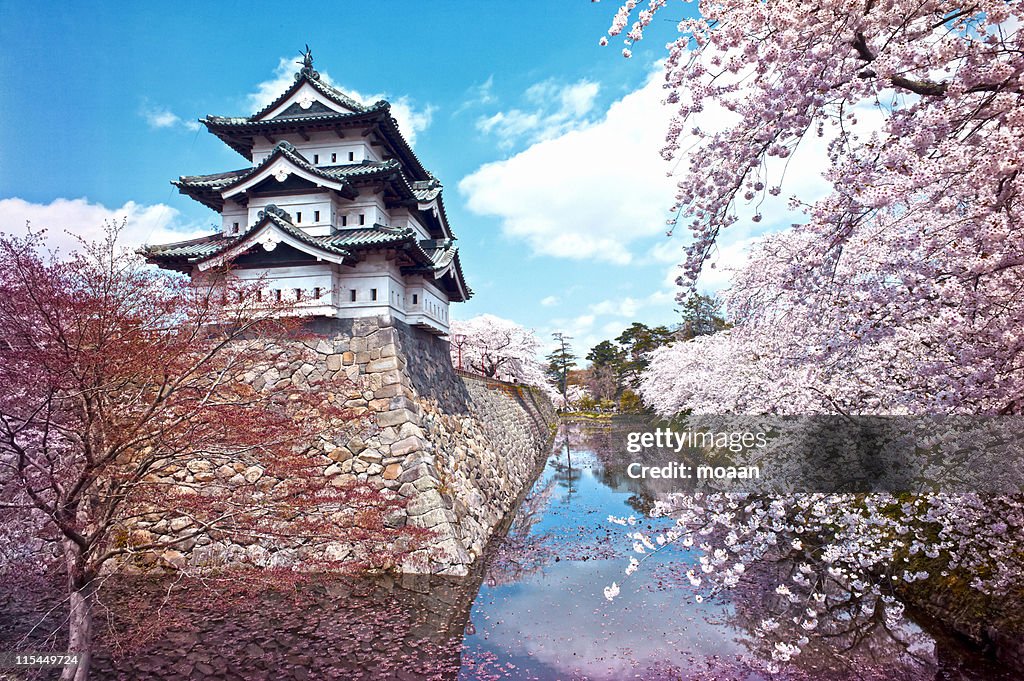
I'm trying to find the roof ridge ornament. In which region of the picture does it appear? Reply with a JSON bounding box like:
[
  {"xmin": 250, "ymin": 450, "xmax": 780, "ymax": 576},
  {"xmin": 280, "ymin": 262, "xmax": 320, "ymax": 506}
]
[
  {"xmin": 258, "ymin": 204, "xmax": 293, "ymax": 223},
  {"xmin": 296, "ymin": 44, "xmax": 320, "ymax": 81}
]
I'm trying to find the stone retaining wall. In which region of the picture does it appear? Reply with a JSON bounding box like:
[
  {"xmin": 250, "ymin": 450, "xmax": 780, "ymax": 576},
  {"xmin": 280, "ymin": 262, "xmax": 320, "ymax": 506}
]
[{"xmin": 147, "ymin": 315, "xmax": 556, "ymax": 576}]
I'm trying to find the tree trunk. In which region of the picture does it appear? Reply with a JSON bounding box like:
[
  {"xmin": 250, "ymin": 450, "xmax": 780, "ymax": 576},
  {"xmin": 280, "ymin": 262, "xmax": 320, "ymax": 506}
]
[{"xmin": 60, "ymin": 541, "xmax": 95, "ymax": 681}]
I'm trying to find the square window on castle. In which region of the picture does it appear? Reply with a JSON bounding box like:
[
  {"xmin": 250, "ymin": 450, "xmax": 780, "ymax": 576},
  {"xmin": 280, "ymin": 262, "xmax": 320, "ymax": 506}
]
[
  {"xmin": 314, "ymin": 210, "xmax": 320, "ymax": 222},
  {"xmin": 349, "ymin": 289, "xmax": 357, "ymax": 302},
  {"xmin": 371, "ymin": 288, "xmax": 378, "ymax": 301}
]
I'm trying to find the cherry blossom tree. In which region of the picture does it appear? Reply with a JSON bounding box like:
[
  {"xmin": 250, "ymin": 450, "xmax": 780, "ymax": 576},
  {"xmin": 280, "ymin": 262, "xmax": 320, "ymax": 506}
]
[
  {"xmin": 448, "ymin": 314, "xmax": 551, "ymax": 388},
  {"xmin": 601, "ymin": 1, "xmax": 1024, "ymax": 668},
  {"xmin": 606, "ymin": 0, "xmax": 1024, "ymax": 414},
  {"xmin": 0, "ymin": 227, "xmax": 417, "ymax": 680}
]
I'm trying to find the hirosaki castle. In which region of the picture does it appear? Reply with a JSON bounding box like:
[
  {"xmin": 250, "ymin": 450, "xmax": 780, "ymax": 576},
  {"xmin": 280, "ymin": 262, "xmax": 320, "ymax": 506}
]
[{"xmin": 142, "ymin": 49, "xmax": 471, "ymax": 335}]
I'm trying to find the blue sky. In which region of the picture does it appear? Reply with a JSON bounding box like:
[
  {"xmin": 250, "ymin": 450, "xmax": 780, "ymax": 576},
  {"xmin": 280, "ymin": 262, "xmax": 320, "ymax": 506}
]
[{"xmin": 0, "ymin": 0, "xmax": 721, "ymax": 356}]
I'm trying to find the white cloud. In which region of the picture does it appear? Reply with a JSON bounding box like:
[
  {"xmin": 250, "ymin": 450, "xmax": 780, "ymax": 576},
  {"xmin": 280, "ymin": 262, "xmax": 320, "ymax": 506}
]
[
  {"xmin": 476, "ymin": 78, "xmax": 601, "ymax": 148},
  {"xmin": 247, "ymin": 58, "xmax": 434, "ymax": 146},
  {"xmin": 456, "ymin": 76, "xmax": 497, "ymax": 114},
  {"xmin": 0, "ymin": 197, "xmax": 209, "ymax": 256},
  {"xmin": 141, "ymin": 102, "xmax": 200, "ymax": 132},
  {"xmin": 540, "ymin": 295, "xmax": 560, "ymax": 307},
  {"xmin": 460, "ymin": 68, "xmax": 676, "ymax": 265}
]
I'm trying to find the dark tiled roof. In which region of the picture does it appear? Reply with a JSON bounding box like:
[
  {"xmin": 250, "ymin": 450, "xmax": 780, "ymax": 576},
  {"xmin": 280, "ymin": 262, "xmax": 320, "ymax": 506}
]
[
  {"xmin": 140, "ymin": 206, "xmax": 433, "ymax": 270},
  {"xmin": 249, "ymin": 71, "xmax": 368, "ymax": 121},
  {"xmin": 203, "ymin": 100, "xmax": 388, "ymax": 129},
  {"xmin": 140, "ymin": 233, "xmax": 232, "ymax": 261},
  {"xmin": 173, "ymin": 143, "xmax": 418, "ymax": 211},
  {"xmin": 411, "ymin": 179, "xmax": 443, "ymax": 202}
]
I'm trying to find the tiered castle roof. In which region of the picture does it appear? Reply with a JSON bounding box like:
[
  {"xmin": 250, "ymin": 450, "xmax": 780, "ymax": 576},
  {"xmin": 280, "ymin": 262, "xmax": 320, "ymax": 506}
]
[{"xmin": 142, "ymin": 49, "xmax": 469, "ymax": 303}]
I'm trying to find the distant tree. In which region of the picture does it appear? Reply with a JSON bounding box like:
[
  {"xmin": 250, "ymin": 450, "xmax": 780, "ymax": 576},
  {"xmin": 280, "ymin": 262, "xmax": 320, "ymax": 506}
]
[
  {"xmin": 584, "ymin": 364, "xmax": 619, "ymax": 403},
  {"xmin": 546, "ymin": 332, "xmax": 577, "ymax": 405},
  {"xmin": 615, "ymin": 323, "xmax": 675, "ymax": 389},
  {"xmin": 0, "ymin": 228, "xmax": 413, "ymax": 681},
  {"xmin": 678, "ymin": 293, "xmax": 727, "ymax": 340},
  {"xmin": 586, "ymin": 340, "xmax": 623, "ymax": 369}
]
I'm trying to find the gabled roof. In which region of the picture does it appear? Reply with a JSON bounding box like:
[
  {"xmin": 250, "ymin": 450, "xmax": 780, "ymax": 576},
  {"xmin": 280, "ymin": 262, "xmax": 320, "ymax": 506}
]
[
  {"xmin": 142, "ymin": 205, "xmax": 423, "ymax": 271},
  {"xmin": 250, "ymin": 66, "xmax": 367, "ymax": 121},
  {"xmin": 199, "ymin": 55, "xmax": 431, "ymax": 181},
  {"xmin": 404, "ymin": 239, "xmax": 473, "ymax": 302},
  {"xmin": 173, "ymin": 142, "xmax": 414, "ymax": 210}
]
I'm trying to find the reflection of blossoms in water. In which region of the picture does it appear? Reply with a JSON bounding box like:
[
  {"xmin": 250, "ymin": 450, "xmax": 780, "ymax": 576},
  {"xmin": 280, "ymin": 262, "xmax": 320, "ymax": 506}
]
[
  {"xmin": 483, "ymin": 479, "xmax": 558, "ymax": 588},
  {"xmin": 609, "ymin": 490, "xmax": 1024, "ymax": 675}
]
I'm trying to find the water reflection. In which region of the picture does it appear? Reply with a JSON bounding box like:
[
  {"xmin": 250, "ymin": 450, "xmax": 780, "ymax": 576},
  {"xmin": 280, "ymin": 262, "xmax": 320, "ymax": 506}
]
[
  {"xmin": 461, "ymin": 418, "xmax": 1015, "ymax": 680},
  {"xmin": 1, "ymin": 419, "xmax": 1013, "ymax": 679}
]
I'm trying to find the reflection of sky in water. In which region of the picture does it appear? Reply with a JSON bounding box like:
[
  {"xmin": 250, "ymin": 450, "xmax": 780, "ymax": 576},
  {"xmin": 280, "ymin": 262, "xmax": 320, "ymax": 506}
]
[
  {"xmin": 457, "ymin": 423, "xmax": 1014, "ymax": 681},
  {"xmin": 459, "ymin": 439, "xmax": 759, "ymax": 681}
]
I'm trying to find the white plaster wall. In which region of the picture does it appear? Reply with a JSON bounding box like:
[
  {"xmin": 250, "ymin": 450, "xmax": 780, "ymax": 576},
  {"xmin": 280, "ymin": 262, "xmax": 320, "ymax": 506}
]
[{"xmin": 252, "ymin": 131, "xmax": 378, "ymax": 166}]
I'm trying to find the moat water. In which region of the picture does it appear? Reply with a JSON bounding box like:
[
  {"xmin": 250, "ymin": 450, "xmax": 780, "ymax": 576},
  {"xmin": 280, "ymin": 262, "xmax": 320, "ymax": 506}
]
[{"xmin": 0, "ymin": 419, "xmax": 1015, "ymax": 680}]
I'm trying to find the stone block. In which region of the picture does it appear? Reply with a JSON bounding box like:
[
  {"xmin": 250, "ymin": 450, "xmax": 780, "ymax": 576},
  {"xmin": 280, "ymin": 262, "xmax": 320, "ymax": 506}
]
[
  {"xmin": 373, "ymin": 384, "xmax": 404, "ymax": 399},
  {"xmin": 326, "ymin": 354, "xmax": 343, "ymax": 371},
  {"xmin": 383, "ymin": 463, "xmax": 402, "ymax": 480},
  {"xmin": 328, "ymin": 447, "xmax": 352, "ymax": 463},
  {"xmin": 409, "ymin": 508, "xmax": 449, "ymax": 529},
  {"xmin": 376, "ymin": 408, "xmax": 416, "ymax": 427},
  {"xmin": 406, "ymin": 490, "xmax": 444, "ymax": 516},
  {"xmin": 342, "ymin": 351, "xmax": 354, "ymax": 365},
  {"xmin": 358, "ymin": 449, "xmax": 383, "ymax": 463},
  {"xmin": 366, "ymin": 356, "xmax": 400, "ymax": 373},
  {"xmin": 391, "ymin": 436, "xmax": 422, "ymax": 458},
  {"xmin": 389, "ymin": 396, "xmax": 419, "ymax": 413}
]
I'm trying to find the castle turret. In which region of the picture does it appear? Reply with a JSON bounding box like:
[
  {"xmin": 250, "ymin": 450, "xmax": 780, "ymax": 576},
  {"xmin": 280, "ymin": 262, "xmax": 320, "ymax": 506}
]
[{"xmin": 141, "ymin": 48, "xmax": 470, "ymax": 335}]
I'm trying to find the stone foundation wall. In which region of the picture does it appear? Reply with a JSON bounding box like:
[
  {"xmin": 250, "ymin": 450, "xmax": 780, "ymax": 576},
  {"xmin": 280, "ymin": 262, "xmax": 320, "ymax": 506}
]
[{"xmin": 146, "ymin": 315, "xmax": 556, "ymax": 576}]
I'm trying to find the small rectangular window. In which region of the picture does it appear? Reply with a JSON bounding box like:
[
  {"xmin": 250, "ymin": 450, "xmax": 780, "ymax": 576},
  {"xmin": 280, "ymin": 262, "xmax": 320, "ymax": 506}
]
[
  {"xmin": 370, "ymin": 288, "xmax": 378, "ymax": 301},
  {"xmin": 314, "ymin": 210, "xmax": 320, "ymax": 222},
  {"xmin": 412, "ymin": 294, "xmax": 418, "ymax": 304},
  {"xmin": 256, "ymin": 290, "xmax": 263, "ymax": 302},
  {"xmin": 341, "ymin": 215, "xmax": 348, "ymax": 227},
  {"xmin": 313, "ymin": 287, "xmax": 322, "ymax": 299},
  {"xmin": 331, "ymin": 153, "xmax": 337, "ymax": 163},
  {"xmin": 296, "ymin": 212, "xmax": 302, "ymax": 223},
  {"xmin": 294, "ymin": 289, "xmax": 303, "ymax": 301},
  {"xmin": 348, "ymin": 151, "xmax": 355, "ymax": 161},
  {"xmin": 359, "ymin": 214, "xmax": 366, "ymax": 226},
  {"xmin": 315, "ymin": 154, "xmax": 320, "ymax": 164},
  {"xmin": 349, "ymin": 289, "xmax": 357, "ymax": 302},
  {"xmin": 232, "ymin": 221, "xmax": 239, "ymax": 233},
  {"xmin": 273, "ymin": 289, "xmax": 282, "ymax": 302}
]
